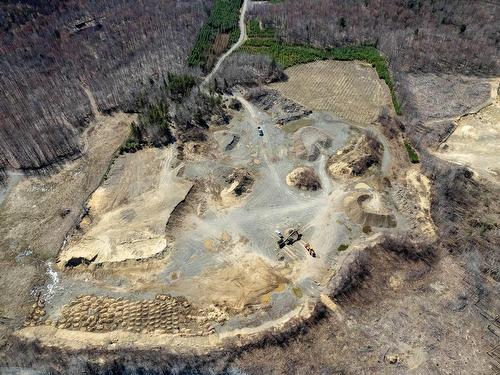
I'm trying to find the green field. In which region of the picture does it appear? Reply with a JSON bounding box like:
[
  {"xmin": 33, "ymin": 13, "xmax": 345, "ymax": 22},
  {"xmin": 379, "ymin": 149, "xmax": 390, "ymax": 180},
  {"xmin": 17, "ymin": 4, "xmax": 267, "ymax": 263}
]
[
  {"xmin": 241, "ymin": 24, "xmax": 402, "ymax": 114},
  {"xmin": 188, "ymin": 0, "xmax": 243, "ymax": 67}
]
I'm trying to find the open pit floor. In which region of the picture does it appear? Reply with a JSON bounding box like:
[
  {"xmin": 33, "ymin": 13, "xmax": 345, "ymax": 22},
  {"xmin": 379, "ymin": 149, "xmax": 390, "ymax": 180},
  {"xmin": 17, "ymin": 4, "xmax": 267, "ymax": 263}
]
[{"xmin": 12, "ymin": 62, "xmax": 434, "ymax": 353}]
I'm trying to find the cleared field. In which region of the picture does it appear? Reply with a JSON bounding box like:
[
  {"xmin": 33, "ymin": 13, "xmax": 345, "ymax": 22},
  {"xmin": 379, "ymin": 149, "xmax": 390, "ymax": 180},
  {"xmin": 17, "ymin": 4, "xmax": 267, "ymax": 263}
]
[
  {"xmin": 402, "ymin": 73, "xmax": 492, "ymax": 124},
  {"xmin": 436, "ymin": 81, "xmax": 500, "ymax": 181},
  {"xmin": 270, "ymin": 60, "xmax": 393, "ymax": 125}
]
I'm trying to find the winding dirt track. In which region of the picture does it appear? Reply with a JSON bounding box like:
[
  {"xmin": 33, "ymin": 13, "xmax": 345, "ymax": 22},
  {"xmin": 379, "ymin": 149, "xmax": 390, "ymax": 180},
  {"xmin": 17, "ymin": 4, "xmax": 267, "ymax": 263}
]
[{"xmin": 202, "ymin": 0, "xmax": 248, "ymax": 88}]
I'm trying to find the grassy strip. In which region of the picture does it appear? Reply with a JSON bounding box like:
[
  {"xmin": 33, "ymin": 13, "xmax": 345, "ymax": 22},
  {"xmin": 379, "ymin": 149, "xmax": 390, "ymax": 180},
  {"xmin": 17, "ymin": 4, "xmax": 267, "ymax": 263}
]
[
  {"xmin": 404, "ymin": 141, "xmax": 420, "ymax": 163},
  {"xmin": 242, "ymin": 37, "xmax": 401, "ymax": 114},
  {"xmin": 188, "ymin": 0, "xmax": 243, "ymax": 67},
  {"xmin": 247, "ymin": 19, "xmax": 275, "ymax": 38}
]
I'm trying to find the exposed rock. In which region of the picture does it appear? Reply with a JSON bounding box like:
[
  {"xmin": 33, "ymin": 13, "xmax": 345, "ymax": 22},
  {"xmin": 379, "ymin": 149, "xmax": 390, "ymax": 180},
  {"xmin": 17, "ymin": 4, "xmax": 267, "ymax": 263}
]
[
  {"xmin": 328, "ymin": 135, "xmax": 382, "ymax": 177},
  {"xmin": 225, "ymin": 169, "xmax": 254, "ymax": 196},
  {"xmin": 213, "ymin": 52, "xmax": 285, "ymax": 90}
]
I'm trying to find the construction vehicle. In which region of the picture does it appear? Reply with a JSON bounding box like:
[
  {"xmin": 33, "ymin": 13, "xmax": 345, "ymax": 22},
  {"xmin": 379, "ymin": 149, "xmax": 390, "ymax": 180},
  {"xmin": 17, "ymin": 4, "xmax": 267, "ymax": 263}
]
[
  {"xmin": 275, "ymin": 227, "xmax": 315, "ymax": 257},
  {"xmin": 284, "ymin": 228, "xmax": 301, "ymax": 245},
  {"xmin": 275, "ymin": 228, "xmax": 301, "ymax": 249},
  {"xmin": 275, "ymin": 230, "xmax": 285, "ymax": 249},
  {"xmin": 304, "ymin": 242, "xmax": 316, "ymax": 257}
]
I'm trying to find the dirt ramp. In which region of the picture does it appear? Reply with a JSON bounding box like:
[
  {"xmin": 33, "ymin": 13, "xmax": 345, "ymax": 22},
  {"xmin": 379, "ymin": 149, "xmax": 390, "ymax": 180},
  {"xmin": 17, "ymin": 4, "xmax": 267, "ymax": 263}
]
[{"xmin": 293, "ymin": 126, "xmax": 332, "ymax": 161}]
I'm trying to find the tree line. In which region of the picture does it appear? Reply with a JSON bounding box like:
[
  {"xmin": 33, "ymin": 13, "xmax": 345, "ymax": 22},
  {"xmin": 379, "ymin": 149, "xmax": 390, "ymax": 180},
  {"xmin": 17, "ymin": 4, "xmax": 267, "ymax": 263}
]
[
  {"xmin": 248, "ymin": 0, "xmax": 499, "ymax": 76},
  {"xmin": 188, "ymin": 0, "xmax": 243, "ymax": 69}
]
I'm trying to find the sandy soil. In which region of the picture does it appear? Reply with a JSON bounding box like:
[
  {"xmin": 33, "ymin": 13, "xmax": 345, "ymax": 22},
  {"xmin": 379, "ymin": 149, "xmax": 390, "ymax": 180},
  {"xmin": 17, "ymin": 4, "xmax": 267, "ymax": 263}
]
[
  {"xmin": 9, "ymin": 61, "xmax": 434, "ymax": 355},
  {"xmin": 58, "ymin": 147, "xmax": 193, "ymax": 265},
  {"xmin": 435, "ymin": 79, "xmax": 500, "ymax": 181},
  {"xmin": 16, "ymin": 100, "xmax": 372, "ymax": 348},
  {"xmin": 270, "ymin": 60, "xmax": 393, "ymax": 125},
  {"xmin": 0, "ymin": 110, "xmax": 135, "ymax": 343}
]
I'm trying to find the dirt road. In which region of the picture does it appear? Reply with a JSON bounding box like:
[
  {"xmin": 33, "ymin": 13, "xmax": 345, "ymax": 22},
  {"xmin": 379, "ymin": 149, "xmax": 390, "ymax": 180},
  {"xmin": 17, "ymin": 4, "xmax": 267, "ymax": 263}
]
[{"xmin": 202, "ymin": 0, "xmax": 248, "ymax": 88}]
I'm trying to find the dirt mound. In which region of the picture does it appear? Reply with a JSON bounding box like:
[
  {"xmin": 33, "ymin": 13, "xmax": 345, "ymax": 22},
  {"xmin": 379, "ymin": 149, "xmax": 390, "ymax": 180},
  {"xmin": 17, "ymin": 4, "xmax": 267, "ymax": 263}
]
[
  {"xmin": 220, "ymin": 168, "xmax": 254, "ymax": 207},
  {"xmin": 46, "ymin": 294, "xmax": 214, "ymax": 336},
  {"xmin": 293, "ymin": 126, "xmax": 332, "ymax": 161},
  {"xmin": 328, "ymin": 134, "xmax": 382, "ymax": 177},
  {"xmin": 213, "ymin": 131, "xmax": 240, "ymax": 151},
  {"xmin": 343, "ymin": 192, "xmax": 396, "ymax": 228},
  {"xmin": 286, "ymin": 167, "xmax": 321, "ymax": 191},
  {"xmin": 225, "ymin": 169, "xmax": 254, "ymax": 196}
]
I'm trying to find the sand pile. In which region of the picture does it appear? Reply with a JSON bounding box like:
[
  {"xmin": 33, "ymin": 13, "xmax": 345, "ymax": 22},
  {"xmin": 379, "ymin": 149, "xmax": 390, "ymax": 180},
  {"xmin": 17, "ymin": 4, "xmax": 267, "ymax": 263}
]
[{"xmin": 343, "ymin": 192, "xmax": 396, "ymax": 228}]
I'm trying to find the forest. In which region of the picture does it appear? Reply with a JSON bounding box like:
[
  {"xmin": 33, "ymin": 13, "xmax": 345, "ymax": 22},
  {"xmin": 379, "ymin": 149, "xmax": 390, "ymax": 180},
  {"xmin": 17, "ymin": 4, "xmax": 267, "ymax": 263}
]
[
  {"xmin": 120, "ymin": 72, "xmax": 227, "ymax": 153},
  {"xmin": 0, "ymin": 0, "xmax": 211, "ymax": 173},
  {"xmin": 247, "ymin": 0, "xmax": 499, "ymax": 76},
  {"xmin": 188, "ymin": 0, "xmax": 243, "ymax": 69}
]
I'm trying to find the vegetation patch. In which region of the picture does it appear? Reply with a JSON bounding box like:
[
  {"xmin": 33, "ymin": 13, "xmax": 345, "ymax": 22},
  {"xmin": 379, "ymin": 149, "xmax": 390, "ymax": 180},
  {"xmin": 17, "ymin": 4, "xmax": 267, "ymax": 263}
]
[
  {"xmin": 188, "ymin": 0, "xmax": 243, "ymax": 68},
  {"xmin": 119, "ymin": 123, "xmax": 142, "ymax": 154},
  {"xmin": 404, "ymin": 141, "xmax": 420, "ymax": 163},
  {"xmin": 337, "ymin": 244, "xmax": 349, "ymax": 252},
  {"xmin": 246, "ymin": 19, "xmax": 274, "ymax": 38},
  {"xmin": 164, "ymin": 73, "xmax": 196, "ymax": 102},
  {"xmin": 120, "ymin": 101, "xmax": 173, "ymax": 155},
  {"xmin": 292, "ymin": 286, "xmax": 303, "ymax": 298},
  {"xmin": 121, "ymin": 73, "xmax": 194, "ymax": 154},
  {"xmin": 362, "ymin": 225, "xmax": 372, "ymax": 234},
  {"xmin": 241, "ymin": 26, "xmax": 401, "ymax": 114}
]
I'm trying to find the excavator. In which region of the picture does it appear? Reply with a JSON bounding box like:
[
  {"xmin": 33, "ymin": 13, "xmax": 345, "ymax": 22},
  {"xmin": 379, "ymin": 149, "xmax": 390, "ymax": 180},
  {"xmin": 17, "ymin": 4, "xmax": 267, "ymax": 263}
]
[{"xmin": 275, "ymin": 228, "xmax": 316, "ymax": 258}]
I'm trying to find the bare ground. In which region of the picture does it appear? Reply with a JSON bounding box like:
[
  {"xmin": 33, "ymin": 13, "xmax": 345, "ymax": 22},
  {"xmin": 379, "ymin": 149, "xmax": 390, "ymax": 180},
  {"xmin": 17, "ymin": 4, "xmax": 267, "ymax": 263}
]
[
  {"xmin": 270, "ymin": 60, "xmax": 394, "ymax": 125},
  {"xmin": 435, "ymin": 80, "xmax": 500, "ymax": 181},
  {"xmin": 17, "ymin": 111, "xmax": 427, "ymax": 358},
  {"xmin": 1, "ymin": 61, "xmax": 456, "ymax": 372},
  {"xmin": 0, "ymin": 111, "xmax": 135, "ymax": 345},
  {"xmin": 58, "ymin": 147, "xmax": 193, "ymax": 265}
]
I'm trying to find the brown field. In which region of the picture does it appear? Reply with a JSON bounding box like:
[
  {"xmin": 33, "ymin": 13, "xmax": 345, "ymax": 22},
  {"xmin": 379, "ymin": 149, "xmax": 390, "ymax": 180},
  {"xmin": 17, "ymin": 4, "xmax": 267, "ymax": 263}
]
[
  {"xmin": 207, "ymin": 33, "xmax": 231, "ymax": 68},
  {"xmin": 270, "ymin": 60, "xmax": 393, "ymax": 125}
]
